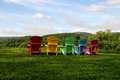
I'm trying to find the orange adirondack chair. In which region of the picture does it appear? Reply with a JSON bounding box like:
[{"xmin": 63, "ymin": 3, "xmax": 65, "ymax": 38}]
[
  {"xmin": 28, "ymin": 36, "xmax": 42, "ymax": 56},
  {"xmin": 46, "ymin": 36, "xmax": 59, "ymax": 56}
]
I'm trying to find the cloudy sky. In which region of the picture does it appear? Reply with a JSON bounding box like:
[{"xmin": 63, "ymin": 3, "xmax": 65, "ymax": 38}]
[{"xmin": 0, "ymin": 0, "xmax": 120, "ymax": 36}]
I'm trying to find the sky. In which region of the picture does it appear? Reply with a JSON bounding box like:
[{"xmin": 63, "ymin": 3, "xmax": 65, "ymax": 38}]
[{"xmin": 0, "ymin": 0, "xmax": 120, "ymax": 36}]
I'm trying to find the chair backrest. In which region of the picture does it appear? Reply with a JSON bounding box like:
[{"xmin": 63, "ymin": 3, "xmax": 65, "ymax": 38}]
[
  {"xmin": 78, "ymin": 39, "xmax": 87, "ymax": 47},
  {"xmin": 90, "ymin": 39, "xmax": 98, "ymax": 46},
  {"xmin": 65, "ymin": 37, "xmax": 75, "ymax": 52},
  {"xmin": 65, "ymin": 37, "xmax": 75, "ymax": 45},
  {"xmin": 29, "ymin": 36, "xmax": 42, "ymax": 52},
  {"xmin": 47, "ymin": 36, "xmax": 59, "ymax": 45},
  {"xmin": 30, "ymin": 36, "xmax": 42, "ymax": 44},
  {"xmin": 47, "ymin": 36, "xmax": 59, "ymax": 51}
]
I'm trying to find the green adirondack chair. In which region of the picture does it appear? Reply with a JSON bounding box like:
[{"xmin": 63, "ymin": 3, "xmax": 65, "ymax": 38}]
[{"xmin": 60, "ymin": 37, "xmax": 75, "ymax": 55}]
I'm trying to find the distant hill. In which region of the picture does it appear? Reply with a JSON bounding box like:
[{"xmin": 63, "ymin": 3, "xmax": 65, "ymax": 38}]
[
  {"xmin": 73, "ymin": 32, "xmax": 92, "ymax": 35},
  {"xmin": 0, "ymin": 32, "xmax": 92, "ymax": 48},
  {"xmin": 43, "ymin": 32, "xmax": 92, "ymax": 37}
]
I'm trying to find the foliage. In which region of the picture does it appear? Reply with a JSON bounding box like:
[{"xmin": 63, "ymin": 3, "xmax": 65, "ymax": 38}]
[
  {"xmin": 0, "ymin": 36, "xmax": 30, "ymax": 48},
  {"xmin": 94, "ymin": 30, "xmax": 120, "ymax": 52}
]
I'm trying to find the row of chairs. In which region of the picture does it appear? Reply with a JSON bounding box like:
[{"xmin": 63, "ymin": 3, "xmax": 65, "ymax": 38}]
[{"xmin": 28, "ymin": 36, "xmax": 98, "ymax": 56}]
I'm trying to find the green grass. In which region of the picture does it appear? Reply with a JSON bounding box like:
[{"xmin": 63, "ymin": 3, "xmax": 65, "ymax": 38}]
[{"xmin": 0, "ymin": 48, "xmax": 120, "ymax": 80}]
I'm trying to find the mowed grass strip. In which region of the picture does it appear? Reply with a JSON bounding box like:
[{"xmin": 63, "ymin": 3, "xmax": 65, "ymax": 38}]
[{"xmin": 0, "ymin": 48, "xmax": 120, "ymax": 80}]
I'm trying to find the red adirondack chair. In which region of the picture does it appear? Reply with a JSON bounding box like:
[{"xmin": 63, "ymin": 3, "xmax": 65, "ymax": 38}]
[
  {"xmin": 28, "ymin": 36, "xmax": 42, "ymax": 56},
  {"xmin": 87, "ymin": 39, "xmax": 98, "ymax": 55}
]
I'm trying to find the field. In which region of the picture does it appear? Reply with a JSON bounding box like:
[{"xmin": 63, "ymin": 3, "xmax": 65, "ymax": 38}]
[{"xmin": 0, "ymin": 48, "xmax": 120, "ymax": 80}]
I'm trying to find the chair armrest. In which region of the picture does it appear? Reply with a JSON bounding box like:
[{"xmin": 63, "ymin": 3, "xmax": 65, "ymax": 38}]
[
  {"xmin": 58, "ymin": 45, "xmax": 64, "ymax": 47},
  {"xmin": 45, "ymin": 45, "xmax": 48, "ymax": 47},
  {"xmin": 27, "ymin": 44, "xmax": 31, "ymax": 47}
]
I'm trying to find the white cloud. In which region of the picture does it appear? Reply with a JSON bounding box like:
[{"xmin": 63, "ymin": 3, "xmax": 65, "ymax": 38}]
[
  {"xmin": 80, "ymin": 0, "xmax": 120, "ymax": 13},
  {"xmin": 62, "ymin": 14, "xmax": 99, "ymax": 33},
  {"xmin": 32, "ymin": 13, "xmax": 51, "ymax": 19},
  {"xmin": 99, "ymin": 19, "xmax": 120, "ymax": 32},
  {"xmin": 0, "ymin": 26, "xmax": 6, "ymax": 33},
  {"xmin": 3, "ymin": 0, "xmax": 71, "ymax": 11},
  {"xmin": 0, "ymin": 12, "xmax": 55, "ymax": 36},
  {"xmin": 0, "ymin": 26, "xmax": 19, "ymax": 36},
  {"xmin": 107, "ymin": 0, "xmax": 120, "ymax": 6},
  {"xmin": 0, "ymin": 12, "xmax": 52, "ymax": 25},
  {"xmin": 3, "ymin": 0, "xmax": 51, "ymax": 11},
  {"xmin": 62, "ymin": 14, "xmax": 120, "ymax": 33},
  {"xmin": 23, "ymin": 24, "xmax": 56, "ymax": 36},
  {"xmin": 32, "ymin": 13, "xmax": 44, "ymax": 18},
  {"xmin": 4, "ymin": 0, "xmax": 50, "ymax": 4},
  {"xmin": 63, "ymin": 15, "xmax": 87, "ymax": 27},
  {"xmin": 3, "ymin": 0, "xmax": 59, "ymax": 11},
  {"xmin": 81, "ymin": 4, "xmax": 107, "ymax": 12},
  {"xmin": 0, "ymin": 24, "xmax": 57, "ymax": 36},
  {"xmin": 4, "ymin": 0, "xmax": 20, "ymax": 4}
]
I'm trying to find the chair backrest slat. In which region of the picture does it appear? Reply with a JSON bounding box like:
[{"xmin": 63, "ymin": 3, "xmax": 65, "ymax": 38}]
[
  {"xmin": 90, "ymin": 39, "xmax": 98, "ymax": 46},
  {"xmin": 47, "ymin": 36, "xmax": 59, "ymax": 45},
  {"xmin": 78, "ymin": 39, "xmax": 87, "ymax": 46},
  {"xmin": 30, "ymin": 36, "xmax": 42, "ymax": 44},
  {"xmin": 65, "ymin": 37, "xmax": 75, "ymax": 45}
]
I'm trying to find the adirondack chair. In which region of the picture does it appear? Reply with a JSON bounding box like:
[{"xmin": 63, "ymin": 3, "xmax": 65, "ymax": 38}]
[
  {"xmin": 75, "ymin": 39, "xmax": 87, "ymax": 55},
  {"xmin": 86, "ymin": 39, "xmax": 98, "ymax": 55},
  {"xmin": 28, "ymin": 36, "xmax": 42, "ymax": 56},
  {"xmin": 46, "ymin": 36, "xmax": 59, "ymax": 56},
  {"xmin": 60, "ymin": 37, "xmax": 75, "ymax": 55}
]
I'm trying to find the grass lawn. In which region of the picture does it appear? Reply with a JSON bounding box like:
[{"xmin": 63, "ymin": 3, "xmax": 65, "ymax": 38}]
[{"xmin": 0, "ymin": 48, "xmax": 120, "ymax": 80}]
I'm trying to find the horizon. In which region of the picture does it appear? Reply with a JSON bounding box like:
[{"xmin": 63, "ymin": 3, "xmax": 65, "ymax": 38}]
[
  {"xmin": 0, "ymin": 0, "xmax": 120, "ymax": 36},
  {"xmin": 0, "ymin": 31, "xmax": 120, "ymax": 37},
  {"xmin": 0, "ymin": 31, "xmax": 92, "ymax": 37}
]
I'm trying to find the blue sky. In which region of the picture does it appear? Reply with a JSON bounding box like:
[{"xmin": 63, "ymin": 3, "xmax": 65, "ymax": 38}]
[{"xmin": 0, "ymin": 0, "xmax": 120, "ymax": 36}]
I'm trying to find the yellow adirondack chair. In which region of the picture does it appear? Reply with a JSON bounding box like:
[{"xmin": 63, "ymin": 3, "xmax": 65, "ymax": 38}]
[{"xmin": 46, "ymin": 36, "xmax": 59, "ymax": 56}]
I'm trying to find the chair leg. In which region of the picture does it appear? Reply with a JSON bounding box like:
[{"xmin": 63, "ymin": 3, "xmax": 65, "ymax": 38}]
[
  {"xmin": 29, "ymin": 48, "xmax": 32, "ymax": 56},
  {"xmin": 72, "ymin": 48, "xmax": 74, "ymax": 55},
  {"xmin": 56, "ymin": 49, "xmax": 57, "ymax": 56},
  {"xmin": 30, "ymin": 52, "xmax": 32, "ymax": 56},
  {"xmin": 90, "ymin": 47, "xmax": 92, "ymax": 55},
  {"xmin": 96, "ymin": 46, "xmax": 98, "ymax": 55},
  {"xmin": 39, "ymin": 51, "xmax": 41, "ymax": 56},
  {"xmin": 72, "ymin": 52, "xmax": 74, "ymax": 55},
  {"xmin": 46, "ymin": 51, "xmax": 48, "ymax": 56},
  {"xmin": 72, "ymin": 50, "xmax": 74, "ymax": 55},
  {"xmin": 56, "ymin": 52, "xmax": 57, "ymax": 56},
  {"xmin": 62, "ymin": 50, "xmax": 66, "ymax": 56},
  {"xmin": 39, "ymin": 48, "xmax": 41, "ymax": 55},
  {"xmin": 85, "ymin": 47, "xmax": 87, "ymax": 55},
  {"xmin": 64, "ymin": 53, "xmax": 66, "ymax": 56},
  {"xmin": 74, "ymin": 48, "xmax": 78, "ymax": 55}
]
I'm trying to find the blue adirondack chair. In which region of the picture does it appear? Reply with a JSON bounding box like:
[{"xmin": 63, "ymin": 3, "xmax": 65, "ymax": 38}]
[{"xmin": 75, "ymin": 39, "xmax": 87, "ymax": 55}]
